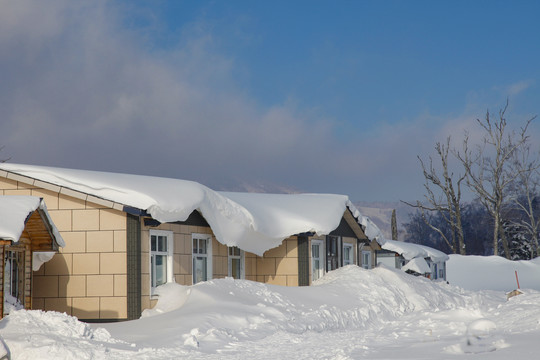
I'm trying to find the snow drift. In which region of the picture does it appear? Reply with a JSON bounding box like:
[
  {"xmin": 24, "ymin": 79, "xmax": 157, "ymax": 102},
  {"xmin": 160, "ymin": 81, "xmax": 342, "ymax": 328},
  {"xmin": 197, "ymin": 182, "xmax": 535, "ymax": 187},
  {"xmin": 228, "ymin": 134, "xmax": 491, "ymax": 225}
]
[
  {"xmin": 2, "ymin": 261, "xmax": 540, "ymax": 359},
  {"xmin": 447, "ymin": 254, "xmax": 540, "ymax": 291}
]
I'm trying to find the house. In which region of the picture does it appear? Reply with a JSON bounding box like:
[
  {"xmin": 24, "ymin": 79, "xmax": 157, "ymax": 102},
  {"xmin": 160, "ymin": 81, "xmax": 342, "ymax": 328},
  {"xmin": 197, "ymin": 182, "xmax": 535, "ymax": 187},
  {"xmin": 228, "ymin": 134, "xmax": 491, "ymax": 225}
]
[
  {"xmin": 0, "ymin": 163, "xmax": 372, "ymax": 322},
  {"xmin": 0, "ymin": 196, "xmax": 64, "ymax": 318},
  {"xmin": 376, "ymin": 239, "xmax": 449, "ymax": 281}
]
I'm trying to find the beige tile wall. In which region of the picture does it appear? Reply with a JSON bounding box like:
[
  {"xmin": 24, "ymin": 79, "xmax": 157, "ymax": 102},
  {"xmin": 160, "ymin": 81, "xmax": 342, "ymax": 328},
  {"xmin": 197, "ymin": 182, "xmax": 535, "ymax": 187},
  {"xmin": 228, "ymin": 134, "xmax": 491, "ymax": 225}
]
[
  {"xmin": 246, "ymin": 237, "xmax": 300, "ymax": 286},
  {"xmin": 0, "ymin": 177, "xmax": 128, "ymax": 320}
]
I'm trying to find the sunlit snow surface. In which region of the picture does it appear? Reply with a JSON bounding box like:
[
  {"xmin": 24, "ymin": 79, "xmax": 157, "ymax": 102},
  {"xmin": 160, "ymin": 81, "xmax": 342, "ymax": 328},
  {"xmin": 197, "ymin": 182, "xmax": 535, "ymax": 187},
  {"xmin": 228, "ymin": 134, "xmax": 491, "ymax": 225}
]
[{"xmin": 2, "ymin": 259, "xmax": 540, "ymax": 359}]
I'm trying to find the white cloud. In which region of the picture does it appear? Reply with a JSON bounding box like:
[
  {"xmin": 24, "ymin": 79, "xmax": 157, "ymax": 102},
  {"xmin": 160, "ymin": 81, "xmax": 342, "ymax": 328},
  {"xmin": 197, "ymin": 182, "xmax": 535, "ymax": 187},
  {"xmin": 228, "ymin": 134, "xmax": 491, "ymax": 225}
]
[
  {"xmin": 3, "ymin": 1, "xmax": 535, "ymax": 203},
  {"xmin": 507, "ymin": 80, "xmax": 534, "ymax": 96},
  {"xmin": 0, "ymin": 0, "xmax": 341, "ymax": 191}
]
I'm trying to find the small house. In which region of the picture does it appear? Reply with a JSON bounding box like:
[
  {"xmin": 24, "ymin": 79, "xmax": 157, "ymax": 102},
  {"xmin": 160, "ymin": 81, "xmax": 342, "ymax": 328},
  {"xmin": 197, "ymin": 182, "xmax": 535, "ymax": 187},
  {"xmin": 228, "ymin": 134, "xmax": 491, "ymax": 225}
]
[
  {"xmin": 376, "ymin": 239, "xmax": 449, "ymax": 280},
  {"xmin": 0, "ymin": 163, "xmax": 372, "ymax": 321},
  {"xmin": 0, "ymin": 196, "xmax": 64, "ymax": 318}
]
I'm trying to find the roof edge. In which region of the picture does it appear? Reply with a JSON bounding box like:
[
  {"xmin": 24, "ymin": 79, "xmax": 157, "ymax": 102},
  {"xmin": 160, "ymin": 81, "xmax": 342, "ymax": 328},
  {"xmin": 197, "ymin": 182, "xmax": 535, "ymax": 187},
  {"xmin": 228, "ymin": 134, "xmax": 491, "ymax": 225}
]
[{"xmin": 0, "ymin": 169, "xmax": 128, "ymax": 213}]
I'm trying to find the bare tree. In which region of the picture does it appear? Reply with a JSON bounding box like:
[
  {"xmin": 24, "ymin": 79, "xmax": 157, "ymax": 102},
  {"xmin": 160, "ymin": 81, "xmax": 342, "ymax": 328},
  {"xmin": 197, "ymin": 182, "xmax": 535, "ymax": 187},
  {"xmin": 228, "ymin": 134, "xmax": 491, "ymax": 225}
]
[
  {"xmin": 508, "ymin": 144, "xmax": 540, "ymax": 257},
  {"xmin": 0, "ymin": 146, "xmax": 10, "ymax": 163},
  {"xmin": 456, "ymin": 101, "xmax": 534, "ymax": 258},
  {"xmin": 403, "ymin": 136, "xmax": 466, "ymax": 254}
]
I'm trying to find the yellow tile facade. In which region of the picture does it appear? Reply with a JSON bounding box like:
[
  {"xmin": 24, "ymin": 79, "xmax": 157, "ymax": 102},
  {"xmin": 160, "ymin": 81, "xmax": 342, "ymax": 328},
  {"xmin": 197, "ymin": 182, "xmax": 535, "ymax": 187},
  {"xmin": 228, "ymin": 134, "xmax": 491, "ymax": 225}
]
[
  {"xmin": 0, "ymin": 176, "xmax": 128, "ymax": 320},
  {"xmin": 245, "ymin": 237, "xmax": 300, "ymax": 286}
]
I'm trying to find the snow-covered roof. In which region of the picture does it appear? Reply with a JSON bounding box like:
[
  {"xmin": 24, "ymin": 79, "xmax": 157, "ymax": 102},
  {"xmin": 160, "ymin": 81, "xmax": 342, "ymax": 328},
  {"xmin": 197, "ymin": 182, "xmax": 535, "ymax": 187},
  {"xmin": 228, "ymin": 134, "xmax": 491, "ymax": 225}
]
[
  {"xmin": 0, "ymin": 163, "xmax": 364, "ymax": 255},
  {"xmin": 401, "ymin": 257, "xmax": 431, "ymax": 274},
  {"xmin": 380, "ymin": 239, "xmax": 449, "ymax": 263},
  {"xmin": 358, "ymin": 214, "xmax": 384, "ymax": 240},
  {"xmin": 356, "ymin": 211, "xmax": 449, "ymax": 264},
  {"xmin": 0, "ymin": 195, "xmax": 64, "ymax": 247}
]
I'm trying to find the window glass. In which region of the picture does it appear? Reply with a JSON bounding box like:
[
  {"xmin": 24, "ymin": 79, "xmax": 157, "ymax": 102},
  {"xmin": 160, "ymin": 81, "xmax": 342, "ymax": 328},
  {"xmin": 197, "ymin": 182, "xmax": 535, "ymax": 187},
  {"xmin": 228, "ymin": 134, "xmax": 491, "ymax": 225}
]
[
  {"xmin": 362, "ymin": 251, "xmax": 371, "ymax": 269},
  {"xmin": 312, "ymin": 240, "xmax": 324, "ymax": 282},
  {"xmin": 230, "ymin": 258, "xmax": 241, "ymax": 279},
  {"xmin": 200, "ymin": 239, "xmax": 207, "ymax": 254},
  {"xmin": 193, "ymin": 256, "xmax": 207, "ymax": 283},
  {"xmin": 228, "ymin": 246, "xmax": 243, "ymax": 279},
  {"xmin": 343, "ymin": 244, "xmax": 353, "ymax": 265},
  {"xmin": 154, "ymin": 254, "xmax": 167, "ymax": 287},
  {"xmin": 150, "ymin": 230, "xmax": 173, "ymax": 294},
  {"xmin": 158, "ymin": 236, "xmax": 167, "ymax": 252},
  {"xmin": 193, "ymin": 235, "xmax": 212, "ymax": 284}
]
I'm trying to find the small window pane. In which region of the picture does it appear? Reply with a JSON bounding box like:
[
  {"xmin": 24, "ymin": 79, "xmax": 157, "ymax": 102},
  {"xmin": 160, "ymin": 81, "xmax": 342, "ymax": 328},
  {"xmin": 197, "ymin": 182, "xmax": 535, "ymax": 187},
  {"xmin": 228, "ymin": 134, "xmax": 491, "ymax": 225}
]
[
  {"xmin": 155, "ymin": 255, "xmax": 167, "ymax": 287},
  {"xmin": 312, "ymin": 244, "xmax": 319, "ymax": 258},
  {"xmin": 164, "ymin": 236, "xmax": 168, "ymax": 251},
  {"xmin": 313, "ymin": 259, "xmax": 320, "ymax": 281},
  {"xmin": 193, "ymin": 256, "xmax": 207, "ymax": 283},
  {"xmin": 151, "ymin": 235, "xmax": 157, "ymax": 251},
  {"xmin": 199, "ymin": 239, "xmax": 207, "ymax": 254},
  {"xmin": 157, "ymin": 236, "xmax": 167, "ymax": 252},
  {"xmin": 229, "ymin": 246, "xmax": 240, "ymax": 256},
  {"xmin": 193, "ymin": 238, "xmax": 198, "ymax": 253},
  {"xmin": 231, "ymin": 258, "xmax": 241, "ymax": 279}
]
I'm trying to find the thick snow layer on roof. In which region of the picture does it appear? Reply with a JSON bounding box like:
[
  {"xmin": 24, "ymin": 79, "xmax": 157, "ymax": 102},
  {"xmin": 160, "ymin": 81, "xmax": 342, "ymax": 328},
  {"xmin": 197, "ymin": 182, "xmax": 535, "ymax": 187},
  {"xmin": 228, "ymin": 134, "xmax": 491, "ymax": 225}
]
[
  {"xmin": 401, "ymin": 257, "xmax": 431, "ymax": 274},
  {"xmin": 0, "ymin": 195, "xmax": 41, "ymax": 242},
  {"xmin": 381, "ymin": 239, "xmax": 449, "ymax": 262},
  {"xmin": 358, "ymin": 214, "xmax": 384, "ymax": 240},
  {"xmin": 0, "ymin": 163, "xmax": 361, "ymax": 255},
  {"xmin": 0, "ymin": 195, "xmax": 65, "ymax": 247}
]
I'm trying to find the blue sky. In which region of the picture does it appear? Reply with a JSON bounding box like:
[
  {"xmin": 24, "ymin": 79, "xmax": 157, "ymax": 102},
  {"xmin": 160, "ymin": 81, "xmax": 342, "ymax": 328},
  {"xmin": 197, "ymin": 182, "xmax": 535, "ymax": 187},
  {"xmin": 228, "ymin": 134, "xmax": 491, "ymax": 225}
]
[{"xmin": 1, "ymin": 0, "xmax": 539, "ymax": 202}]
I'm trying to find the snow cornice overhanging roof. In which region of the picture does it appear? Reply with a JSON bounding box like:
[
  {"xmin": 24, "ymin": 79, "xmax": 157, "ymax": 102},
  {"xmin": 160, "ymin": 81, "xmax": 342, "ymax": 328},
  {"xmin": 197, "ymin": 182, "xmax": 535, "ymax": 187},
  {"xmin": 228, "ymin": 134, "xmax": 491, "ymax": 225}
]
[
  {"xmin": 0, "ymin": 195, "xmax": 64, "ymax": 247},
  {"xmin": 0, "ymin": 163, "xmax": 367, "ymax": 255}
]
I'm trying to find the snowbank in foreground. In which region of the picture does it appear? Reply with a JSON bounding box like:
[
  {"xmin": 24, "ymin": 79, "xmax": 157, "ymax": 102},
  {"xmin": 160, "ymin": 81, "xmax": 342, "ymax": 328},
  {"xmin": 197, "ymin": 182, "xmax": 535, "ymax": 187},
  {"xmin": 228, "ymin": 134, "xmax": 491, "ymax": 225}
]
[
  {"xmin": 447, "ymin": 255, "xmax": 540, "ymax": 291},
  {"xmin": 93, "ymin": 266, "xmax": 488, "ymax": 352},
  {"xmin": 2, "ymin": 263, "xmax": 540, "ymax": 359}
]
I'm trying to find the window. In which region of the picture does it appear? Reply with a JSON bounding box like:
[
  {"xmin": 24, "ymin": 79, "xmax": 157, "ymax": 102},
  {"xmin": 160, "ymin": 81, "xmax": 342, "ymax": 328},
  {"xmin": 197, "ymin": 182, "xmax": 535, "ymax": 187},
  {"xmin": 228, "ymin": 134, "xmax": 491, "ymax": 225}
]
[
  {"xmin": 228, "ymin": 246, "xmax": 244, "ymax": 279},
  {"xmin": 362, "ymin": 250, "xmax": 372, "ymax": 269},
  {"xmin": 150, "ymin": 230, "xmax": 173, "ymax": 294},
  {"xmin": 4, "ymin": 250, "xmax": 25, "ymax": 310},
  {"xmin": 343, "ymin": 243, "xmax": 353, "ymax": 266},
  {"xmin": 193, "ymin": 234, "xmax": 212, "ymax": 284},
  {"xmin": 326, "ymin": 236, "xmax": 341, "ymax": 271},
  {"xmin": 311, "ymin": 239, "xmax": 324, "ymax": 282}
]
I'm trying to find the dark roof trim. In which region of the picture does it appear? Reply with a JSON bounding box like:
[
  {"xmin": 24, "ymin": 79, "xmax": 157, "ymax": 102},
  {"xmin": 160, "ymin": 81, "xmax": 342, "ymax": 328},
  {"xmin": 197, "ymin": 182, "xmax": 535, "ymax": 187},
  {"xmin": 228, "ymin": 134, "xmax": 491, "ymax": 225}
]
[
  {"xmin": 122, "ymin": 206, "xmax": 149, "ymax": 217},
  {"xmin": 143, "ymin": 210, "xmax": 211, "ymax": 228}
]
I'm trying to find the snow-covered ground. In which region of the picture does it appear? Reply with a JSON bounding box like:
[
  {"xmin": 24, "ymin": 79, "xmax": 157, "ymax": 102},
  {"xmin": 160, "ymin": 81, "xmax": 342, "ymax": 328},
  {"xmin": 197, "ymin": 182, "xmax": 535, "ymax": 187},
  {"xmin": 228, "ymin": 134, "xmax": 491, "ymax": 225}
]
[{"xmin": 2, "ymin": 256, "xmax": 540, "ymax": 359}]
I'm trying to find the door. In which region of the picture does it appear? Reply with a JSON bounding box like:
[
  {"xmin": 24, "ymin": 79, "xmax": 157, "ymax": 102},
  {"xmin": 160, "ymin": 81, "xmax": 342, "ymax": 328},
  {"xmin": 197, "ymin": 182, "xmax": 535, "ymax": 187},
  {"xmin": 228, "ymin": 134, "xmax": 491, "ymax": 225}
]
[{"xmin": 326, "ymin": 236, "xmax": 340, "ymax": 271}]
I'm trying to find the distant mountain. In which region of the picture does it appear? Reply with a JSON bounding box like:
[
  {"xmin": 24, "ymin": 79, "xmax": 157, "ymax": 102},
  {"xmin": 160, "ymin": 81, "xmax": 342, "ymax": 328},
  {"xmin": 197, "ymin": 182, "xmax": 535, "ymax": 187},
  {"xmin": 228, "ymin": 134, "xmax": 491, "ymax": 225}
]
[
  {"xmin": 353, "ymin": 201, "xmax": 415, "ymax": 241},
  {"xmin": 215, "ymin": 180, "xmax": 301, "ymax": 195}
]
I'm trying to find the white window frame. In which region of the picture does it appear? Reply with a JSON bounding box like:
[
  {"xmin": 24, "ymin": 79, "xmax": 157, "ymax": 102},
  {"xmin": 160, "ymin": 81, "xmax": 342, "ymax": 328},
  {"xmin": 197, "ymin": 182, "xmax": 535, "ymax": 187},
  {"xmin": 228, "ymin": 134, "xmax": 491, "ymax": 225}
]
[
  {"xmin": 228, "ymin": 246, "xmax": 245, "ymax": 279},
  {"xmin": 362, "ymin": 250, "xmax": 372, "ymax": 269},
  {"xmin": 311, "ymin": 239, "xmax": 325, "ymax": 282},
  {"xmin": 192, "ymin": 233, "xmax": 213, "ymax": 284},
  {"xmin": 343, "ymin": 243, "xmax": 354, "ymax": 266},
  {"xmin": 149, "ymin": 230, "xmax": 173, "ymax": 295}
]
